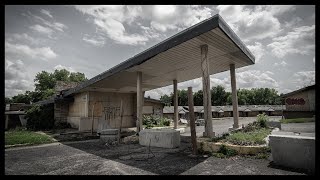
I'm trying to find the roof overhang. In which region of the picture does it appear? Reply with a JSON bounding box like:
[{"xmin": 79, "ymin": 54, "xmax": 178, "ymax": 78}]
[{"xmin": 64, "ymin": 14, "xmax": 255, "ymax": 97}]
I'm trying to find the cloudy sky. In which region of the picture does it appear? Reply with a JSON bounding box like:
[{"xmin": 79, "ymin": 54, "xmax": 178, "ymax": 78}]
[{"xmin": 5, "ymin": 5, "xmax": 315, "ymax": 99}]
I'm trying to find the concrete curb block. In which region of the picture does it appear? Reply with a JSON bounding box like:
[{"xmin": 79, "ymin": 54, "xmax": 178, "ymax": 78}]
[{"xmin": 197, "ymin": 138, "xmax": 267, "ymax": 155}]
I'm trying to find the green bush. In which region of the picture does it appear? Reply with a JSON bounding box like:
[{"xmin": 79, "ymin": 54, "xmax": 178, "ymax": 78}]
[
  {"xmin": 25, "ymin": 104, "xmax": 54, "ymax": 130},
  {"xmin": 217, "ymin": 144, "xmax": 238, "ymax": 157},
  {"xmin": 224, "ymin": 128, "xmax": 271, "ymax": 146},
  {"xmin": 142, "ymin": 115, "xmax": 171, "ymax": 128},
  {"xmin": 209, "ymin": 132, "xmax": 229, "ymax": 142},
  {"xmin": 159, "ymin": 118, "xmax": 170, "ymax": 126},
  {"xmin": 257, "ymin": 113, "xmax": 269, "ymax": 128}
]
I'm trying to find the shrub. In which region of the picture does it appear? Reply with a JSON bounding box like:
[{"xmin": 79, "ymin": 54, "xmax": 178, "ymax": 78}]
[
  {"xmin": 209, "ymin": 132, "xmax": 229, "ymax": 142},
  {"xmin": 217, "ymin": 144, "xmax": 238, "ymax": 157},
  {"xmin": 25, "ymin": 104, "xmax": 54, "ymax": 130},
  {"xmin": 224, "ymin": 128, "xmax": 271, "ymax": 146},
  {"xmin": 142, "ymin": 115, "xmax": 171, "ymax": 128},
  {"xmin": 257, "ymin": 113, "xmax": 269, "ymax": 128},
  {"xmin": 159, "ymin": 118, "xmax": 171, "ymax": 126}
]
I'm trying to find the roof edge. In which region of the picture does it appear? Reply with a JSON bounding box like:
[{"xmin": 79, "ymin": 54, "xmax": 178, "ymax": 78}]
[{"xmin": 63, "ymin": 14, "xmax": 254, "ymax": 97}]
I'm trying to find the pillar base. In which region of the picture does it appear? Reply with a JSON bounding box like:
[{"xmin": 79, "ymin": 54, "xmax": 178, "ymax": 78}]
[
  {"xmin": 228, "ymin": 125, "xmax": 242, "ymax": 132},
  {"xmin": 203, "ymin": 131, "xmax": 215, "ymax": 138}
]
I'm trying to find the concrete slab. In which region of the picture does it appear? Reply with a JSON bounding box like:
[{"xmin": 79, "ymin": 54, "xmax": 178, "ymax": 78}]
[
  {"xmin": 139, "ymin": 129, "xmax": 180, "ymax": 148},
  {"xmin": 99, "ymin": 129, "xmax": 118, "ymax": 135},
  {"xmin": 269, "ymin": 134, "xmax": 315, "ymax": 174},
  {"xmin": 5, "ymin": 140, "xmax": 305, "ymax": 175}
]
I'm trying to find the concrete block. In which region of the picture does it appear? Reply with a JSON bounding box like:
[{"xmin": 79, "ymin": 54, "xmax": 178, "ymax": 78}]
[
  {"xmin": 100, "ymin": 129, "xmax": 119, "ymax": 135},
  {"xmin": 267, "ymin": 121, "xmax": 281, "ymax": 129},
  {"xmin": 139, "ymin": 129, "xmax": 180, "ymax": 148},
  {"xmin": 175, "ymin": 128, "xmax": 185, "ymax": 134},
  {"xmin": 100, "ymin": 134, "xmax": 118, "ymax": 144},
  {"xmin": 269, "ymin": 134, "xmax": 315, "ymax": 174}
]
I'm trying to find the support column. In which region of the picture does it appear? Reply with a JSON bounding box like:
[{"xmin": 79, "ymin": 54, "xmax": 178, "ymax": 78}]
[
  {"xmin": 137, "ymin": 71, "xmax": 143, "ymax": 132},
  {"xmin": 201, "ymin": 44, "xmax": 214, "ymax": 137},
  {"xmin": 5, "ymin": 114, "xmax": 9, "ymax": 130},
  {"xmin": 230, "ymin": 64, "xmax": 239, "ymax": 128},
  {"xmin": 173, "ymin": 79, "xmax": 178, "ymax": 129}
]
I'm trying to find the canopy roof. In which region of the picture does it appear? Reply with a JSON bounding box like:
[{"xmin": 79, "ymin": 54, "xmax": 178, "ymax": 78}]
[{"xmin": 64, "ymin": 14, "xmax": 255, "ymax": 97}]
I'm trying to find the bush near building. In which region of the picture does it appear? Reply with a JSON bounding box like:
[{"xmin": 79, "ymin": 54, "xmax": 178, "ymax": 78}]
[
  {"xmin": 142, "ymin": 115, "xmax": 171, "ymax": 129},
  {"xmin": 25, "ymin": 104, "xmax": 54, "ymax": 130}
]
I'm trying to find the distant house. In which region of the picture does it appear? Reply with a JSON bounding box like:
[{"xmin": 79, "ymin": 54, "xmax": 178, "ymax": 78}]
[
  {"xmin": 143, "ymin": 97, "xmax": 165, "ymax": 117},
  {"xmin": 5, "ymin": 103, "xmax": 32, "ymax": 129},
  {"xmin": 163, "ymin": 106, "xmax": 189, "ymax": 120},
  {"xmin": 281, "ymin": 84, "xmax": 315, "ymax": 119},
  {"xmin": 181, "ymin": 105, "xmax": 285, "ymax": 119}
]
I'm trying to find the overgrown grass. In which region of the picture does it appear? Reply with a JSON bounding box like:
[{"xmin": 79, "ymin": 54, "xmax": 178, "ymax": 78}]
[
  {"xmin": 223, "ymin": 128, "xmax": 272, "ymax": 146},
  {"xmin": 5, "ymin": 129, "xmax": 54, "ymax": 146},
  {"xmin": 280, "ymin": 118, "xmax": 315, "ymax": 124},
  {"xmin": 212, "ymin": 144, "xmax": 238, "ymax": 158}
]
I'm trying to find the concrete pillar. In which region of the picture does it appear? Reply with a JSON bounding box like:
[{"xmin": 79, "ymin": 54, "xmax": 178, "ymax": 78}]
[
  {"xmin": 201, "ymin": 44, "xmax": 214, "ymax": 137},
  {"xmin": 173, "ymin": 79, "xmax": 178, "ymax": 129},
  {"xmin": 137, "ymin": 71, "xmax": 143, "ymax": 132},
  {"xmin": 230, "ymin": 64, "xmax": 239, "ymax": 128},
  {"xmin": 5, "ymin": 114, "xmax": 9, "ymax": 129}
]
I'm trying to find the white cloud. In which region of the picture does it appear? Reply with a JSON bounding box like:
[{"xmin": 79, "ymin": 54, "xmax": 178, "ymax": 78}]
[
  {"xmin": 75, "ymin": 5, "xmax": 148, "ymax": 45},
  {"xmin": 274, "ymin": 61, "xmax": 287, "ymax": 67},
  {"xmin": 246, "ymin": 42, "xmax": 265, "ymax": 62},
  {"xmin": 74, "ymin": 5, "xmax": 214, "ymax": 45},
  {"xmin": 148, "ymin": 5, "xmax": 213, "ymax": 32},
  {"xmin": 54, "ymin": 64, "xmax": 75, "ymax": 72},
  {"xmin": 40, "ymin": 9, "xmax": 53, "ymax": 18},
  {"xmin": 24, "ymin": 11, "xmax": 68, "ymax": 33},
  {"xmin": 8, "ymin": 33, "xmax": 39, "ymax": 44},
  {"xmin": 5, "ymin": 42, "xmax": 57, "ymax": 60},
  {"xmin": 236, "ymin": 70, "xmax": 279, "ymax": 90},
  {"xmin": 94, "ymin": 18, "xmax": 148, "ymax": 45},
  {"xmin": 268, "ymin": 25, "xmax": 315, "ymax": 58},
  {"xmin": 30, "ymin": 24, "xmax": 54, "ymax": 35},
  {"xmin": 292, "ymin": 71, "xmax": 315, "ymax": 89},
  {"xmin": 82, "ymin": 34, "xmax": 105, "ymax": 47},
  {"xmin": 5, "ymin": 59, "xmax": 34, "ymax": 97},
  {"xmin": 216, "ymin": 5, "xmax": 296, "ymax": 41},
  {"xmin": 266, "ymin": 5, "xmax": 296, "ymax": 16}
]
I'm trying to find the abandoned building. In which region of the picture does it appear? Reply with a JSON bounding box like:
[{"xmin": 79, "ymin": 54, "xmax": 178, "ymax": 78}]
[
  {"xmin": 163, "ymin": 106, "xmax": 189, "ymax": 120},
  {"xmin": 281, "ymin": 84, "xmax": 315, "ymax": 119},
  {"xmin": 179, "ymin": 105, "xmax": 285, "ymax": 119},
  {"xmin": 35, "ymin": 14, "xmax": 255, "ymax": 137},
  {"xmin": 143, "ymin": 97, "xmax": 164, "ymax": 117},
  {"xmin": 5, "ymin": 103, "xmax": 32, "ymax": 129}
]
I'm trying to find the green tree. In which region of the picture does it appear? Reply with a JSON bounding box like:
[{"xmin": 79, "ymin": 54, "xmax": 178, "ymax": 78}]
[
  {"xmin": 34, "ymin": 71, "xmax": 55, "ymax": 91},
  {"xmin": 9, "ymin": 68, "xmax": 88, "ymax": 104},
  {"xmin": 5, "ymin": 97, "xmax": 12, "ymax": 104},
  {"xmin": 211, "ymin": 85, "xmax": 228, "ymax": 106},
  {"xmin": 53, "ymin": 69, "xmax": 70, "ymax": 82},
  {"xmin": 11, "ymin": 93, "xmax": 32, "ymax": 104},
  {"xmin": 193, "ymin": 90, "xmax": 203, "ymax": 106},
  {"xmin": 69, "ymin": 72, "xmax": 87, "ymax": 82},
  {"xmin": 160, "ymin": 94, "xmax": 172, "ymax": 105}
]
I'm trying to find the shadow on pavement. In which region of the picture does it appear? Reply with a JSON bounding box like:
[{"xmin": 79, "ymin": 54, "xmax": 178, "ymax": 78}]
[{"xmin": 62, "ymin": 138, "xmax": 208, "ymax": 175}]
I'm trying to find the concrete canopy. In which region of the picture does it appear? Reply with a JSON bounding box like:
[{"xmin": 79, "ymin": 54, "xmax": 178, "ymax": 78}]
[{"xmin": 63, "ymin": 14, "xmax": 255, "ymax": 97}]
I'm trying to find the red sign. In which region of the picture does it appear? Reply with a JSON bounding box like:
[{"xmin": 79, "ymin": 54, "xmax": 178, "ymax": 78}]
[{"xmin": 286, "ymin": 98, "xmax": 305, "ymax": 105}]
